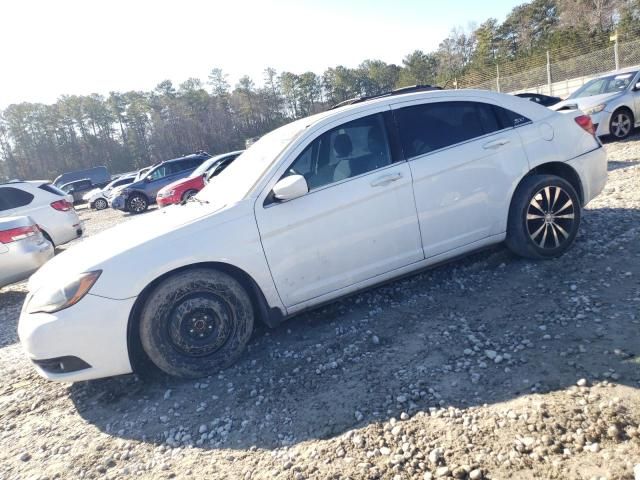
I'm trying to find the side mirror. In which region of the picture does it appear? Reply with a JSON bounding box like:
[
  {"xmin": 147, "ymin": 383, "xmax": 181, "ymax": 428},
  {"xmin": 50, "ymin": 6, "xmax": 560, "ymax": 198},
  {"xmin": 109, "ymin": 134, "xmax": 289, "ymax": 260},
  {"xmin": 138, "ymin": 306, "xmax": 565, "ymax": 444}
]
[
  {"xmin": 272, "ymin": 175, "xmax": 308, "ymax": 202},
  {"xmin": 634, "ymin": 81, "xmax": 640, "ymax": 91},
  {"xmin": 144, "ymin": 175, "xmax": 152, "ymax": 183}
]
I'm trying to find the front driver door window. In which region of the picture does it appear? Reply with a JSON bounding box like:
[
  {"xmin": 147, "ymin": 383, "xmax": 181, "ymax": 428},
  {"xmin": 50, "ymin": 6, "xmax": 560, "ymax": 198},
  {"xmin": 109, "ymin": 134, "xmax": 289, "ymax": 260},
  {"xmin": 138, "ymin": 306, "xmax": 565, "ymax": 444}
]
[{"xmin": 254, "ymin": 112, "xmax": 424, "ymax": 309}]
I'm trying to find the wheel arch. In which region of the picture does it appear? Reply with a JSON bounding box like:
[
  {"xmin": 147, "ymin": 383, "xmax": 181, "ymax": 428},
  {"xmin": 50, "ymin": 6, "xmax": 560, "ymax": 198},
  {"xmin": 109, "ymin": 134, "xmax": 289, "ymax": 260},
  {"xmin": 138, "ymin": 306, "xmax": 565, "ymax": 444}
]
[
  {"xmin": 523, "ymin": 161, "xmax": 584, "ymax": 205},
  {"xmin": 126, "ymin": 261, "xmax": 284, "ymax": 374}
]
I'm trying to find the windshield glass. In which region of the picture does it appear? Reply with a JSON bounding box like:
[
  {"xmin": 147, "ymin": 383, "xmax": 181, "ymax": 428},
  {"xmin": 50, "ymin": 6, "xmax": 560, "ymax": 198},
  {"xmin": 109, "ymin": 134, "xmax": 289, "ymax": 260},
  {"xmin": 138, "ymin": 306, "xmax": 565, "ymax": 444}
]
[
  {"xmin": 190, "ymin": 157, "xmax": 218, "ymax": 178},
  {"xmin": 198, "ymin": 121, "xmax": 306, "ymax": 204},
  {"xmin": 569, "ymin": 71, "xmax": 638, "ymax": 99}
]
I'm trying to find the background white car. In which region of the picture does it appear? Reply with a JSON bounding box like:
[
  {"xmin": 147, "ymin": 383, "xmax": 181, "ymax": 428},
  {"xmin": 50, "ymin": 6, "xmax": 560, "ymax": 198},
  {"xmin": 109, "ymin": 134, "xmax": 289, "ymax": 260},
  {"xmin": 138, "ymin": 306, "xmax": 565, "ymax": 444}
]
[
  {"xmin": 83, "ymin": 174, "xmax": 136, "ymax": 210},
  {"xmin": 0, "ymin": 216, "xmax": 54, "ymax": 288},
  {"xmin": 19, "ymin": 88, "xmax": 607, "ymax": 382},
  {"xmin": 0, "ymin": 181, "xmax": 83, "ymax": 246},
  {"xmin": 553, "ymin": 67, "xmax": 640, "ymax": 139}
]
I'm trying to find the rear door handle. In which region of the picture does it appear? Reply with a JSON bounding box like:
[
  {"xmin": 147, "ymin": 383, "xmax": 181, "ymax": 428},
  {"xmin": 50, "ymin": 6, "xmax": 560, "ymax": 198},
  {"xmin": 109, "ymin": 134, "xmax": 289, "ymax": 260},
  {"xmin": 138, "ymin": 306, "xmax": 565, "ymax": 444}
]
[
  {"xmin": 370, "ymin": 172, "xmax": 402, "ymax": 187},
  {"xmin": 483, "ymin": 138, "xmax": 510, "ymax": 150}
]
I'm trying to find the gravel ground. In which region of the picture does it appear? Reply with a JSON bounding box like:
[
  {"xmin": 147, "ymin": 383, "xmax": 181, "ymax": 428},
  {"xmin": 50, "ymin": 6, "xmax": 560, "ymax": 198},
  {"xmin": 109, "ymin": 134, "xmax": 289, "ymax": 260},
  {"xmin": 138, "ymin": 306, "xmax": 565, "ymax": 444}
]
[{"xmin": 1, "ymin": 134, "xmax": 639, "ymax": 480}]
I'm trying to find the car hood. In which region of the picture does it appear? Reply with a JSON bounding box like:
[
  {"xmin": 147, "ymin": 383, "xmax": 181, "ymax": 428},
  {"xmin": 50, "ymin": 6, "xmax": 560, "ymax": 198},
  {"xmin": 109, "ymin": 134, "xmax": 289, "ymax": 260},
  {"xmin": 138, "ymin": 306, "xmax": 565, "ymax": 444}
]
[
  {"xmin": 552, "ymin": 92, "xmax": 622, "ymax": 111},
  {"xmin": 27, "ymin": 199, "xmax": 230, "ymax": 294}
]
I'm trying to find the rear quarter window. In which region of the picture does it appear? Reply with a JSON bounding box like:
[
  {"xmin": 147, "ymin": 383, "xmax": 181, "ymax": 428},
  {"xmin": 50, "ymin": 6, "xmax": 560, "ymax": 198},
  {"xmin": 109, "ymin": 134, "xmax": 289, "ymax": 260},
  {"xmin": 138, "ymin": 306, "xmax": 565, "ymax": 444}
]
[{"xmin": 0, "ymin": 186, "xmax": 34, "ymax": 211}]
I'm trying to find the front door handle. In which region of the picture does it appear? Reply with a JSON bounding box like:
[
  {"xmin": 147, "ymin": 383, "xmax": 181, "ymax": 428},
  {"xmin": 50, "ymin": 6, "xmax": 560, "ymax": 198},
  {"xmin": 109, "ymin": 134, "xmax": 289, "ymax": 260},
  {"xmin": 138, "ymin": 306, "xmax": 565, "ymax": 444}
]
[
  {"xmin": 483, "ymin": 138, "xmax": 510, "ymax": 150},
  {"xmin": 370, "ymin": 172, "xmax": 402, "ymax": 187}
]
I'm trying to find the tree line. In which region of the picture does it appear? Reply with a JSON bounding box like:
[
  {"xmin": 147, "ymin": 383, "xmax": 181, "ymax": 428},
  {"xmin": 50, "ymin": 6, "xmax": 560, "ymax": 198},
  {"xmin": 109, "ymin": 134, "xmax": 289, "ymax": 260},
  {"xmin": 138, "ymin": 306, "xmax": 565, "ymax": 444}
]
[{"xmin": 1, "ymin": 0, "xmax": 638, "ymax": 181}]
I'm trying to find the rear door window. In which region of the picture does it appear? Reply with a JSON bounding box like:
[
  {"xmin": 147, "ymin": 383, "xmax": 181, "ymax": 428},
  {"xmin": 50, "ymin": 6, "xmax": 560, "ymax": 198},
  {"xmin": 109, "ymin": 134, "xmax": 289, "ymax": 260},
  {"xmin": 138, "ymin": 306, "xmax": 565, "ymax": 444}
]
[
  {"xmin": 395, "ymin": 101, "xmax": 529, "ymax": 159},
  {"xmin": 0, "ymin": 186, "xmax": 34, "ymax": 211}
]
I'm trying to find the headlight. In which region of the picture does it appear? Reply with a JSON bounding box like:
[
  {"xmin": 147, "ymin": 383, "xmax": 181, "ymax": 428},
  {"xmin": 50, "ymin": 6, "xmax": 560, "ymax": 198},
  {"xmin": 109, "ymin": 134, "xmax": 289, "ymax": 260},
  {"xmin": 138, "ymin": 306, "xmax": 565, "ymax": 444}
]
[
  {"xmin": 584, "ymin": 104, "xmax": 606, "ymax": 115},
  {"xmin": 158, "ymin": 190, "xmax": 175, "ymax": 198},
  {"xmin": 26, "ymin": 271, "xmax": 102, "ymax": 314}
]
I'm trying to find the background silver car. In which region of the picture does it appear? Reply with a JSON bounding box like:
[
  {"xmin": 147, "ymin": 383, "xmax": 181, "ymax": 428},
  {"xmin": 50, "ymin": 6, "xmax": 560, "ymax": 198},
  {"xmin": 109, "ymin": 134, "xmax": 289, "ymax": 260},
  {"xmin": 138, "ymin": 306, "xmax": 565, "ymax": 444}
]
[
  {"xmin": 0, "ymin": 216, "xmax": 54, "ymax": 288},
  {"xmin": 553, "ymin": 67, "xmax": 640, "ymax": 139}
]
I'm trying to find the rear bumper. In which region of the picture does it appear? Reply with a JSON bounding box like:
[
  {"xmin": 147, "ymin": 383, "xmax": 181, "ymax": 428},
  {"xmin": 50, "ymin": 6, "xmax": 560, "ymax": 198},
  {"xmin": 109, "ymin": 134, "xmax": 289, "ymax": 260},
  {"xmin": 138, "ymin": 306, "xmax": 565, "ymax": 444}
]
[
  {"xmin": 0, "ymin": 237, "xmax": 54, "ymax": 287},
  {"xmin": 18, "ymin": 293, "xmax": 136, "ymax": 381},
  {"xmin": 567, "ymin": 146, "xmax": 608, "ymax": 206},
  {"xmin": 43, "ymin": 210, "xmax": 83, "ymax": 246},
  {"xmin": 590, "ymin": 111, "xmax": 611, "ymax": 137}
]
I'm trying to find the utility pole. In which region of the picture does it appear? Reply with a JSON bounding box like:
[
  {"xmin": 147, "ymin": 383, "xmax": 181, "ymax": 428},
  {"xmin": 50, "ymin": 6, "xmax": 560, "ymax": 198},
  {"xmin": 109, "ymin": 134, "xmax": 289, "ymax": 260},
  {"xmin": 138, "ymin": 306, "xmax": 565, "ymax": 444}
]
[
  {"xmin": 546, "ymin": 51, "xmax": 553, "ymax": 95},
  {"xmin": 611, "ymin": 31, "xmax": 620, "ymax": 70}
]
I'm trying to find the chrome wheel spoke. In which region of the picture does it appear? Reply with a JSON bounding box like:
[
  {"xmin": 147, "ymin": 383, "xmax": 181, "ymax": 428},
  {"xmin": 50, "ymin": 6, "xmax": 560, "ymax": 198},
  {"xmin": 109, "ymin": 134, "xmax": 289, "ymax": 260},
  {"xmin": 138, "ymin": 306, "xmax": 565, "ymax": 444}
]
[
  {"xmin": 554, "ymin": 213, "xmax": 575, "ymax": 219},
  {"xmin": 550, "ymin": 223, "xmax": 560, "ymax": 247},
  {"xmin": 530, "ymin": 198, "xmax": 545, "ymax": 213},
  {"xmin": 538, "ymin": 224, "xmax": 549, "ymax": 247},
  {"xmin": 527, "ymin": 213, "xmax": 545, "ymax": 220},
  {"xmin": 554, "ymin": 199, "xmax": 573, "ymax": 215},
  {"xmin": 553, "ymin": 222, "xmax": 570, "ymax": 238}
]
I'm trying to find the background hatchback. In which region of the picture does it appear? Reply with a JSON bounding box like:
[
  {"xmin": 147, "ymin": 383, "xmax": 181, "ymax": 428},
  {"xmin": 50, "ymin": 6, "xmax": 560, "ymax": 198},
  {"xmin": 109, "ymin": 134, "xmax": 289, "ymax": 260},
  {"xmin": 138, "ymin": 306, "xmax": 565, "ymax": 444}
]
[{"xmin": 0, "ymin": 181, "xmax": 82, "ymax": 246}]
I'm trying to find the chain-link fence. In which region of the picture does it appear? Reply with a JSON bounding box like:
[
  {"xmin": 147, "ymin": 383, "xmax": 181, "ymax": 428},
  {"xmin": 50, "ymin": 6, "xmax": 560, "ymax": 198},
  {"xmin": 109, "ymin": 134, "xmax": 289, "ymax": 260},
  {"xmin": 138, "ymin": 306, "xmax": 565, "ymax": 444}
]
[{"xmin": 462, "ymin": 38, "xmax": 640, "ymax": 98}]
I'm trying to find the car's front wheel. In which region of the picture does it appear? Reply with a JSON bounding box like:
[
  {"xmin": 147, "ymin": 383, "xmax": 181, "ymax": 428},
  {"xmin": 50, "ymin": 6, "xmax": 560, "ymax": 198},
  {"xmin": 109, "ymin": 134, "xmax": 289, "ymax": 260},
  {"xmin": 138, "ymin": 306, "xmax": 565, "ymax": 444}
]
[
  {"xmin": 127, "ymin": 193, "xmax": 148, "ymax": 214},
  {"xmin": 182, "ymin": 189, "xmax": 198, "ymax": 202},
  {"xmin": 139, "ymin": 268, "xmax": 254, "ymax": 378},
  {"xmin": 609, "ymin": 108, "xmax": 634, "ymax": 140},
  {"xmin": 506, "ymin": 174, "xmax": 581, "ymax": 259},
  {"xmin": 94, "ymin": 198, "xmax": 108, "ymax": 210}
]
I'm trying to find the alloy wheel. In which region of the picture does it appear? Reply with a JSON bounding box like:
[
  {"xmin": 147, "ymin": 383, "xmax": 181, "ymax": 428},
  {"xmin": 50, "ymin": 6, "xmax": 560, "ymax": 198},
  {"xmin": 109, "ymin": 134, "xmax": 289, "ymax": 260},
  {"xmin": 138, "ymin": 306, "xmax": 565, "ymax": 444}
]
[
  {"xmin": 129, "ymin": 196, "xmax": 147, "ymax": 213},
  {"xmin": 611, "ymin": 112, "xmax": 632, "ymax": 138},
  {"xmin": 95, "ymin": 198, "xmax": 108, "ymax": 210},
  {"xmin": 526, "ymin": 186, "xmax": 576, "ymax": 250}
]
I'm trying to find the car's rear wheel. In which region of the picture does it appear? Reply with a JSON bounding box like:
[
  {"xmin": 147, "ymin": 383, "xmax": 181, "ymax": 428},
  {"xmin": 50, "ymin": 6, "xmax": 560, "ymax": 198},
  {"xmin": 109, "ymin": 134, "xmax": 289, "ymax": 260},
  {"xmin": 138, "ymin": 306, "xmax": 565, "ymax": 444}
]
[
  {"xmin": 609, "ymin": 108, "xmax": 634, "ymax": 140},
  {"xmin": 94, "ymin": 198, "xmax": 108, "ymax": 210},
  {"xmin": 139, "ymin": 268, "xmax": 254, "ymax": 378},
  {"xmin": 127, "ymin": 193, "xmax": 148, "ymax": 214},
  {"xmin": 506, "ymin": 174, "xmax": 581, "ymax": 259},
  {"xmin": 182, "ymin": 189, "xmax": 198, "ymax": 202}
]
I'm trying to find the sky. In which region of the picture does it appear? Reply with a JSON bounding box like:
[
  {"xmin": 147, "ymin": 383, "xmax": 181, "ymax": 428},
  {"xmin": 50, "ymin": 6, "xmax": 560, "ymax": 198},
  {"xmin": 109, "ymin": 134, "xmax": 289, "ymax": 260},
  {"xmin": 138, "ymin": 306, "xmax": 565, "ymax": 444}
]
[{"xmin": 0, "ymin": 0, "xmax": 523, "ymax": 108}]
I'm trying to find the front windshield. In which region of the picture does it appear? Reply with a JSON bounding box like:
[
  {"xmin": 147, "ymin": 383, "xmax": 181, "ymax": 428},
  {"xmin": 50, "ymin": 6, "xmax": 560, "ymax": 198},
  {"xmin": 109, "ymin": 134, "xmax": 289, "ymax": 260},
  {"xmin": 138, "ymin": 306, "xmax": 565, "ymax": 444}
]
[
  {"xmin": 198, "ymin": 120, "xmax": 306, "ymax": 205},
  {"xmin": 190, "ymin": 157, "xmax": 218, "ymax": 178},
  {"xmin": 569, "ymin": 71, "xmax": 638, "ymax": 99}
]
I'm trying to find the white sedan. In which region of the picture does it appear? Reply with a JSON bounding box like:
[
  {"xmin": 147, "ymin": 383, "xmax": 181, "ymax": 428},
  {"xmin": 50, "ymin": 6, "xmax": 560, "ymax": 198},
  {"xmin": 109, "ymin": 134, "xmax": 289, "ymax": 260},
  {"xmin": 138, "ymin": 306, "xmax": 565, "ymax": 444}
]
[{"xmin": 18, "ymin": 88, "xmax": 607, "ymax": 381}]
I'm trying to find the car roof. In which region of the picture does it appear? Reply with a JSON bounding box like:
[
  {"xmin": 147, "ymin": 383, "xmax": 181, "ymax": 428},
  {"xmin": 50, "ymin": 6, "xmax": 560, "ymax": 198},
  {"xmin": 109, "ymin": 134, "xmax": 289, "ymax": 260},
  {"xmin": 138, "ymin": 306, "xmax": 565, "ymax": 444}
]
[{"xmin": 294, "ymin": 88, "xmax": 549, "ymax": 134}]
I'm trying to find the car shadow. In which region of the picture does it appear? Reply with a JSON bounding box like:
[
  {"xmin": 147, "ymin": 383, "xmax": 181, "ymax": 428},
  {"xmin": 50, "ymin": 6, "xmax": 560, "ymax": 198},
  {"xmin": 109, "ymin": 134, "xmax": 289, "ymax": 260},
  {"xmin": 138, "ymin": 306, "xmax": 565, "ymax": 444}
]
[
  {"xmin": 608, "ymin": 160, "xmax": 640, "ymax": 171},
  {"xmin": 67, "ymin": 205, "xmax": 640, "ymax": 452}
]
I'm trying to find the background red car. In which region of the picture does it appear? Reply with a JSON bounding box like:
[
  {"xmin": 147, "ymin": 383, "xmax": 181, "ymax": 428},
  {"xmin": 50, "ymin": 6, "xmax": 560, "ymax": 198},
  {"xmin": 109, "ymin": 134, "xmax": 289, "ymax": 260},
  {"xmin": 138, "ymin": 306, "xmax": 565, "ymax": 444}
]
[{"xmin": 156, "ymin": 150, "xmax": 244, "ymax": 207}]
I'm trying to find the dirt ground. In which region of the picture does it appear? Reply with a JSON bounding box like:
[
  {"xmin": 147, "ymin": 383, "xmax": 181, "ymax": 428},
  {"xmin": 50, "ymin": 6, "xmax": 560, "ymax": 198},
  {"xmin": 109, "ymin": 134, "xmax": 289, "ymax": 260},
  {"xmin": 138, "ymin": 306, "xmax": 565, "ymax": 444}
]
[{"xmin": 0, "ymin": 134, "xmax": 639, "ymax": 480}]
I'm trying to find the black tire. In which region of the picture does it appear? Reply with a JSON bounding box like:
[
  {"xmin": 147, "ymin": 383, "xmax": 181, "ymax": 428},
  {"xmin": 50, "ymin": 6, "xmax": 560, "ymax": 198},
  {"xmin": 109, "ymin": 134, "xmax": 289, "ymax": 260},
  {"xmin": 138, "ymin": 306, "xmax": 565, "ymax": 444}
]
[
  {"xmin": 139, "ymin": 268, "xmax": 254, "ymax": 378},
  {"xmin": 182, "ymin": 189, "xmax": 198, "ymax": 202},
  {"xmin": 127, "ymin": 193, "xmax": 148, "ymax": 214},
  {"xmin": 609, "ymin": 108, "xmax": 634, "ymax": 140},
  {"xmin": 94, "ymin": 198, "xmax": 108, "ymax": 210},
  {"xmin": 506, "ymin": 174, "xmax": 581, "ymax": 259}
]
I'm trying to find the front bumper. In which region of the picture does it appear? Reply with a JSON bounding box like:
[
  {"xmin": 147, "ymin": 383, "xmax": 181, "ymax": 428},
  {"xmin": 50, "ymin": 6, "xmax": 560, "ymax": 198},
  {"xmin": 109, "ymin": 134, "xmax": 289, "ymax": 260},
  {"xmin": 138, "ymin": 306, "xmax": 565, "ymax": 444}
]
[
  {"xmin": 18, "ymin": 293, "xmax": 136, "ymax": 381},
  {"xmin": 567, "ymin": 146, "xmax": 608, "ymax": 206},
  {"xmin": 111, "ymin": 195, "xmax": 127, "ymax": 211},
  {"xmin": 157, "ymin": 195, "xmax": 179, "ymax": 207}
]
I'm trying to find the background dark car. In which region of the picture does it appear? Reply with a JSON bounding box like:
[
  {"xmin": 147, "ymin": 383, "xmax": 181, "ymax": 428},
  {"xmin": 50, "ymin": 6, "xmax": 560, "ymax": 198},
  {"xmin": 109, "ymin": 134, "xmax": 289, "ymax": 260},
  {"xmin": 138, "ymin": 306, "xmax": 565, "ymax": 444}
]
[
  {"xmin": 111, "ymin": 152, "xmax": 211, "ymax": 213},
  {"xmin": 59, "ymin": 178, "xmax": 95, "ymax": 204},
  {"xmin": 54, "ymin": 166, "xmax": 110, "ymax": 188},
  {"xmin": 515, "ymin": 92, "xmax": 563, "ymax": 107}
]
